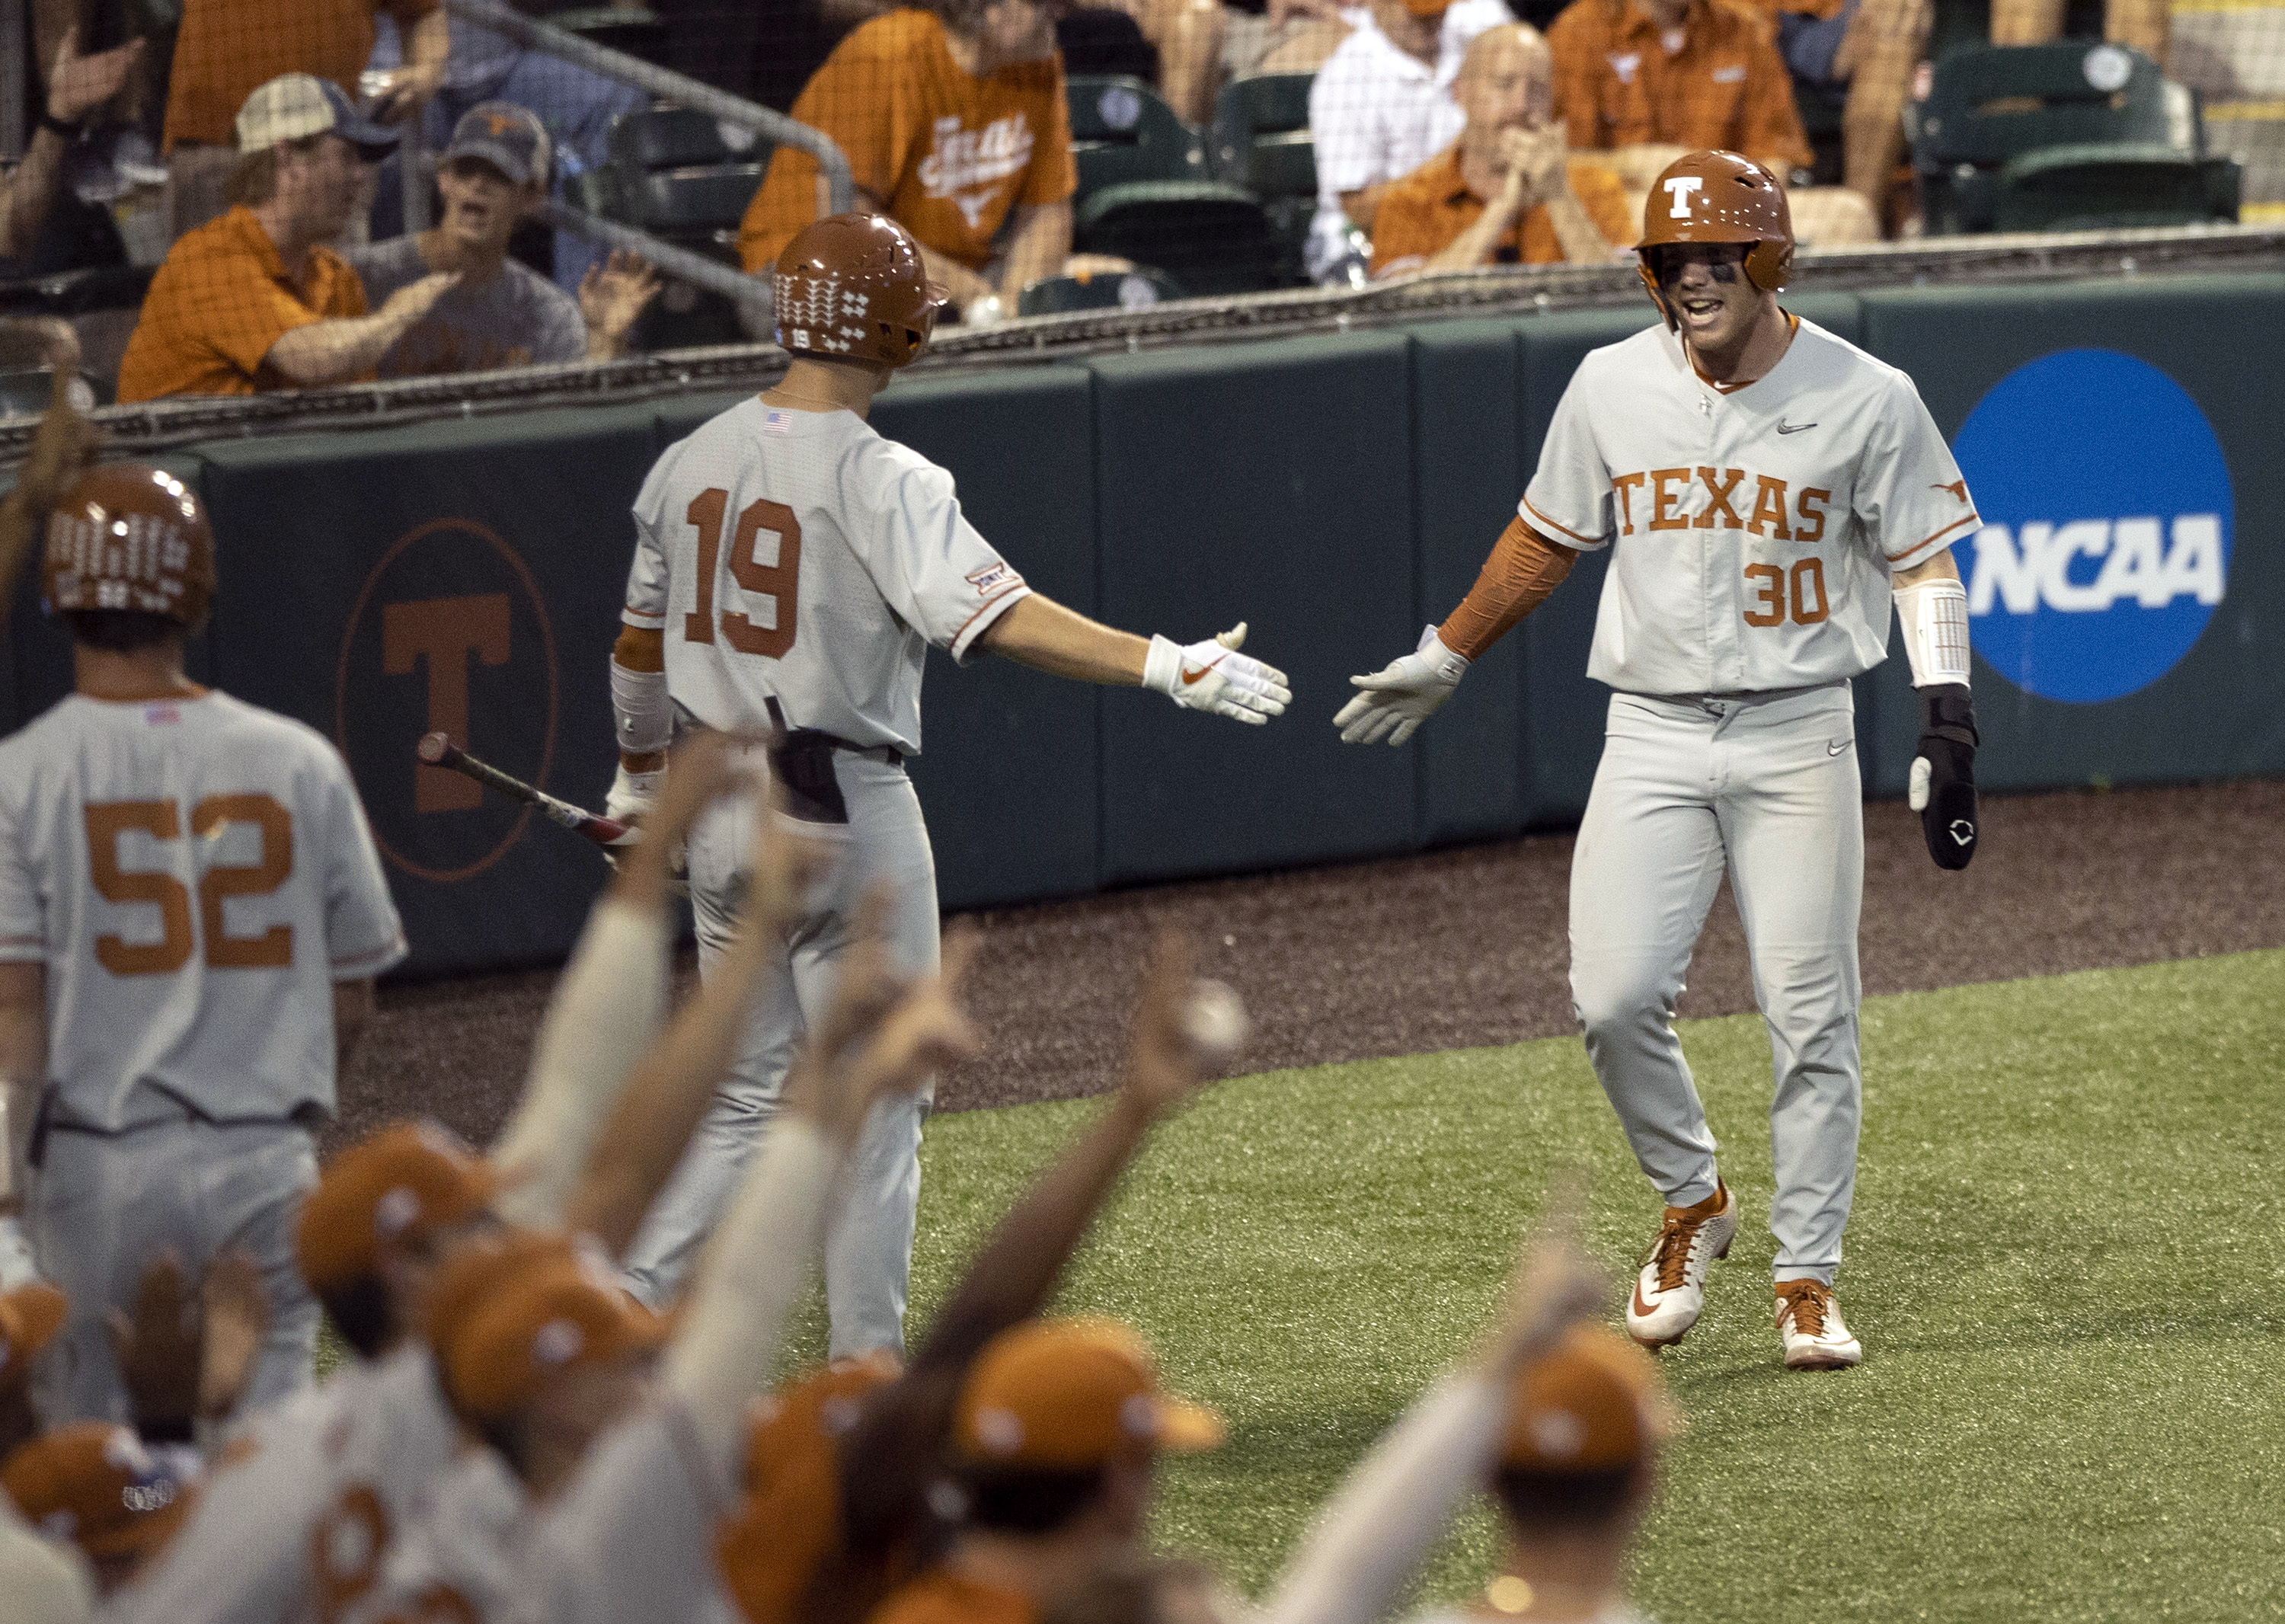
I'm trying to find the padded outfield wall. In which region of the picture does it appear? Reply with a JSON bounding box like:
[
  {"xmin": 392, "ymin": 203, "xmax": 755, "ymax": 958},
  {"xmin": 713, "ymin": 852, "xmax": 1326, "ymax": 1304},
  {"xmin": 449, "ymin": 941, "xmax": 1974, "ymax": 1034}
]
[{"xmin": 6, "ymin": 271, "xmax": 2280, "ymax": 977}]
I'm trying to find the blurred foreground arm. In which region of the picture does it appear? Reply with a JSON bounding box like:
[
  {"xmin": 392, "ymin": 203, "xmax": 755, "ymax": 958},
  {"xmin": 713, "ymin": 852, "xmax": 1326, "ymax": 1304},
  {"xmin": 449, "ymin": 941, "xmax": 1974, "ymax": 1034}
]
[{"xmin": 1261, "ymin": 1200, "xmax": 1606, "ymax": 1624}]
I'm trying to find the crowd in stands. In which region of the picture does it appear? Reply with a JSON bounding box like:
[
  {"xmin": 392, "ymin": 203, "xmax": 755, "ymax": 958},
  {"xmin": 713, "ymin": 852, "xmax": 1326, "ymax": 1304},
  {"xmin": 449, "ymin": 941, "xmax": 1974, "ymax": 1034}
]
[{"xmin": 0, "ymin": 0, "xmax": 2214, "ymax": 400}]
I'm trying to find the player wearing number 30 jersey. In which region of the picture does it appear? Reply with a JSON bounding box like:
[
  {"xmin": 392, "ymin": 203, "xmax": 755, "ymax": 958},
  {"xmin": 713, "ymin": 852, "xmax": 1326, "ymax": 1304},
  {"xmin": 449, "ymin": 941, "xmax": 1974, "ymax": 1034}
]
[
  {"xmin": 607, "ymin": 213, "xmax": 1290, "ymax": 1355},
  {"xmin": 1336, "ymin": 152, "xmax": 1981, "ymax": 1372},
  {"xmin": 0, "ymin": 463, "xmax": 404, "ymax": 1427}
]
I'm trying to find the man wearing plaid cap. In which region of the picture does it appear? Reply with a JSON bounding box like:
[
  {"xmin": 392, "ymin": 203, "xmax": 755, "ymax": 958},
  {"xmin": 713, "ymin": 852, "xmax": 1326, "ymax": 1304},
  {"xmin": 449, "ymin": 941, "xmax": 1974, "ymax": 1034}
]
[{"xmin": 117, "ymin": 74, "xmax": 462, "ymax": 401}]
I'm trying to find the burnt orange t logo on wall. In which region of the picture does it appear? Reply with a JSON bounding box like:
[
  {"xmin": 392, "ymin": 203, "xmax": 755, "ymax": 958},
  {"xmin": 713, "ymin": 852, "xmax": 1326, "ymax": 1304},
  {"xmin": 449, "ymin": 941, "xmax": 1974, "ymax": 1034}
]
[{"xmin": 336, "ymin": 519, "xmax": 560, "ymax": 883}]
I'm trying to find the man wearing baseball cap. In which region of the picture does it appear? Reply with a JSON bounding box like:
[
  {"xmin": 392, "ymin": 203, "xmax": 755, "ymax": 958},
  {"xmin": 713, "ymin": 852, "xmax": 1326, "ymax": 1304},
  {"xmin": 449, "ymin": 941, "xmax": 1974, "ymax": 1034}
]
[
  {"xmin": 117, "ymin": 72, "xmax": 461, "ymax": 401},
  {"xmin": 346, "ymin": 101, "xmax": 659, "ymax": 378},
  {"xmin": 868, "ymin": 1316, "xmax": 1225, "ymax": 1624},
  {"xmin": 1, "ymin": 1420, "xmax": 197, "ymax": 1595}
]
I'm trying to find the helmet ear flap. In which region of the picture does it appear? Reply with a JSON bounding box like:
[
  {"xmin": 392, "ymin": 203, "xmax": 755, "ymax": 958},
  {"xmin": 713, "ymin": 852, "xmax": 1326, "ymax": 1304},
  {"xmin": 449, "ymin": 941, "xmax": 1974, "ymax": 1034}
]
[{"xmin": 1743, "ymin": 237, "xmax": 1791, "ymax": 293}]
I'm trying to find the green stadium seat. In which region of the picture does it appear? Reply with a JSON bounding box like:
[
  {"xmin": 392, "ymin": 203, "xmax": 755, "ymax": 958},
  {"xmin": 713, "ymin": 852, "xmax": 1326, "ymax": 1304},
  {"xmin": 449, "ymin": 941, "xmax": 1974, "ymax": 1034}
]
[
  {"xmin": 1018, "ymin": 267, "xmax": 1186, "ymax": 316},
  {"xmin": 1074, "ymin": 182, "xmax": 1281, "ymax": 296},
  {"xmin": 599, "ymin": 107, "xmax": 769, "ymax": 237},
  {"xmin": 1209, "ymin": 73, "xmax": 1318, "ymax": 288},
  {"xmin": 1067, "ymin": 76, "xmax": 1209, "ymax": 196},
  {"xmin": 1910, "ymin": 43, "xmax": 2237, "ymax": 232}
]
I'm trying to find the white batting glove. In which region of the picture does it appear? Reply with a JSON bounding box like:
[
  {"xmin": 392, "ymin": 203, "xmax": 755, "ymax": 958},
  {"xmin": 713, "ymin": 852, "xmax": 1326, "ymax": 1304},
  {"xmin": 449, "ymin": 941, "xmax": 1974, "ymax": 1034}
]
[
  {"xmin": 1143, "ymin": 624, "xmax": 1291, "ymax": 725},
  {"xmin": 603, "ymin": 763, "xmax": 660, "ymax": 841},
  {"xmin": 1333, "ymin": 625, "xmax": 1468, "ymax": 746}
]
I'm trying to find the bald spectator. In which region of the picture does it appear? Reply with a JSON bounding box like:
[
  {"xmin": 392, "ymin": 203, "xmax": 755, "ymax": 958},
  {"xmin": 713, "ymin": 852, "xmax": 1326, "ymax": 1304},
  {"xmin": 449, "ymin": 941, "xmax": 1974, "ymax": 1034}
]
[
  {"xmin": 160, "ymin": 0, "xmax": 448, "ymax": 239},
  {"xmin": 117, "ymin": 75, "xmax": 459, "ymax": 401},
  {"xmin": 1545, "ymin": 0, "xmax": 1876, "ymax": 242},
  {"xmin": 0, "ymin": 27, "xmax": 147, "ymax": 266},
  {"xmin": 1305, "ymin": 0, "xmax": 1515, "ymax": 280},
  {"xmin": 1371, "ymin": 24, "xmax": 1634, "ymax": 276}
]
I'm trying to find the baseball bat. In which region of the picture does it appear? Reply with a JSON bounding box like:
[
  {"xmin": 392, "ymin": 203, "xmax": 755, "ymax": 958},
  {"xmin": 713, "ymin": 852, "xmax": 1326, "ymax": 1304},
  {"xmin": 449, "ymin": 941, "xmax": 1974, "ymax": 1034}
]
[{"xmin": 415, "ymin": 733, "xmax": 632, "ymax": 846}]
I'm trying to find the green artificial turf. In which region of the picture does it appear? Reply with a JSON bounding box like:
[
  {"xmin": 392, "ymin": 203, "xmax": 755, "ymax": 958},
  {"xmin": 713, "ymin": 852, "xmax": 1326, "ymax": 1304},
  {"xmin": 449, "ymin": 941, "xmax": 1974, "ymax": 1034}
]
[{"xmin": 873, "ymin": 948, "xmax": 2285, "ymax": 1624}]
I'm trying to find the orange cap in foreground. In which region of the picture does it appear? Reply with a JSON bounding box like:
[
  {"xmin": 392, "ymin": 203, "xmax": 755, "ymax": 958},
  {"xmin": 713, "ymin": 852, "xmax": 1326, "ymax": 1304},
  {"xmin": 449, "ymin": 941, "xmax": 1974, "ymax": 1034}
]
[
  {"xmin": 955, "ymin": 1318, "xmax": 1225, "ymax": 1471},
  {"xmin": 1499, "ymin": 1325, "xmax": 1670, "ymax": 1474},
  {"xmin": 0, "ymin": 1281, "xmax": 68, "ymax": 1381},
  {"xmin": 433, "ymin": 1240, "xmax": 668, "ymax": 1421},
  {"xmin": 716, "ymin": 1355, "xmax": 900, "ymax": 1624},
  {"xmin": 296, "ymin": 1121, "xmax": 498, "ymax": 1292},
  {"xmin": 1401, "ymin": 0, "xmax": 1452, "ymax": 14},
  {"xmin": 1, "ymin": 1422, "xmax": 195, "ymax": 1562}
]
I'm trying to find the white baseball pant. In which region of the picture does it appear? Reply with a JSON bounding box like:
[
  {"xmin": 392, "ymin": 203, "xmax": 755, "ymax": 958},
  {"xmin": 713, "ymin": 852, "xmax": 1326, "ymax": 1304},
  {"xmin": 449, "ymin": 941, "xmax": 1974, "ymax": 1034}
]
[
  {"xmin": 30, "ymin": 1117, "xmax": 321, "ymax": 1425},
  {"xmin": 1568, "ymin": 681, "xmax": 1864, "ymax": 1284},
  {"xmin": 619, "ymin": 752, "xmax": 937, "ymax": 1357}
]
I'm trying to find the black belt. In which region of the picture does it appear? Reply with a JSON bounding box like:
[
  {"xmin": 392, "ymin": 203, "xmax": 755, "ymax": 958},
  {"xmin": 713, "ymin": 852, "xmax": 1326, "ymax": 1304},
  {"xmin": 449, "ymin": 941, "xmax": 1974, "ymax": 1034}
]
[
  {"xmin": 30, "ymin": 1088, "xmax": 321, "ymax": 1167},
  {"xmin": 760, "ymin": 699, "xmax": 902, "ymax": 826}
]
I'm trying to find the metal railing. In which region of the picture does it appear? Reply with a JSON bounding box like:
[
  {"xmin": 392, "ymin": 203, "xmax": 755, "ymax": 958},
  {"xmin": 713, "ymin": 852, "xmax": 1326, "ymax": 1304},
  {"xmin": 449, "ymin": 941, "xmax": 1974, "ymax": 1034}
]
[
  {"xmin": 7, "ymin": 219, "xmax": 2282, "ymax": 464},
  {"xmin": 442, "ymin": 0, "xmax": 854, "ymax": 213}
]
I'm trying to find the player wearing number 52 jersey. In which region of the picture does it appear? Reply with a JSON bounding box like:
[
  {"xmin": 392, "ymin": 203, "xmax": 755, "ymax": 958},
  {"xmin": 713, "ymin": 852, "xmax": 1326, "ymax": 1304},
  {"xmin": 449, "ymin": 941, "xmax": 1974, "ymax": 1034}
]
[
  {"xmin": 1336, "ymin": 152, "xmax": 1983, "ymax": 1372},
  {"xmin": 608, "ymin": 213, "xmax": 1290, "ymax": 1355},
  {"xmin": 0, "ymin": 465, "xmax": 405, "ymax": 1427}
]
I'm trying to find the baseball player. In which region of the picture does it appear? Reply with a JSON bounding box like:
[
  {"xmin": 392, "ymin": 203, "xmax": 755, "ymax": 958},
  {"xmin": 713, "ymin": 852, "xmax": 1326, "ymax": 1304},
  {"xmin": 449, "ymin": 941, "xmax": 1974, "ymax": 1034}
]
[
  {"xmin": 110, "ymin": 740, "xmax": 737, "ymax": 1624},
  {"xmin": 0, "ymin": 464, "xmax": 408, "ymax": 1427},
  {"xmin": 1334, "ymin": 150, "xmax": 1980, "ymax": 1370},
  {"xmin": 606, "ymin": 210, "xmax": 1292, "ymax": 1354}
]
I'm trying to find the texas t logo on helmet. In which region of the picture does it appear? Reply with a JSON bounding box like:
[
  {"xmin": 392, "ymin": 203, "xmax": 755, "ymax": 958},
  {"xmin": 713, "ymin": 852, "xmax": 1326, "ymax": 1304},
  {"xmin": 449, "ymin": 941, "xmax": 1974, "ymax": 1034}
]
[{"xmin": 1634, "ymin": 149, "xmax": 1794, "ymax": 328}]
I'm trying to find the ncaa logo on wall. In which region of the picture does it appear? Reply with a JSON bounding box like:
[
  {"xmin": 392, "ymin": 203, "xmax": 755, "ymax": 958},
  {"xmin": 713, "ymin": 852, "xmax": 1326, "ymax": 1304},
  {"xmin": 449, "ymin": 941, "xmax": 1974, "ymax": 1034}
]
[{"xmin": 1951, "ymin": 349, "xmax": 2231, "ymax": 704}]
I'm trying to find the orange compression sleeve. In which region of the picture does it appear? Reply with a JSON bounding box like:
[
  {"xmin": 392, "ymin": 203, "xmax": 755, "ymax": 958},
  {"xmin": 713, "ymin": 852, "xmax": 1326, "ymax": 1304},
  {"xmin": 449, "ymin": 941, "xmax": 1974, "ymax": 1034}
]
[{"xmin": 1435, "ymin": 517, "xmax": 1579, "ymax": 660}]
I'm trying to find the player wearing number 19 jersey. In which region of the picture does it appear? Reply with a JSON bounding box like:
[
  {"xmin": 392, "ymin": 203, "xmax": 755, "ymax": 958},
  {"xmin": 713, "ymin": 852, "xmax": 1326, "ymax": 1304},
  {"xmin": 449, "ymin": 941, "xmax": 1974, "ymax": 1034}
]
[
  {"xmin": 607, "ymin": 213, "xmax": 1290, "ymax": 1355},
  {"xmin": 1335, "ymin": 152, "xmax": 1983, "ymax": 1371},
  {"xmin": 0, "ymin": 463, "xmax": 404, "ymax": 1427}
]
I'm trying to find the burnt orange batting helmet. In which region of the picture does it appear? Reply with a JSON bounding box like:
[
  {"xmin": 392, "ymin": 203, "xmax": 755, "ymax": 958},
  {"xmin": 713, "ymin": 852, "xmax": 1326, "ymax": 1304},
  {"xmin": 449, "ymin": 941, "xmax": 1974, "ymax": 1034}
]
[
  {"xmin": 41, "ymin": 463, "xmax": 217, "ymax": 631},
  {"xmin": 773, "ymin": 213, "xmax": 941, "ymax": 369},
  {"xmin": 1635, "ymin": 149, "xmax": 1793, "ymax": 324}
]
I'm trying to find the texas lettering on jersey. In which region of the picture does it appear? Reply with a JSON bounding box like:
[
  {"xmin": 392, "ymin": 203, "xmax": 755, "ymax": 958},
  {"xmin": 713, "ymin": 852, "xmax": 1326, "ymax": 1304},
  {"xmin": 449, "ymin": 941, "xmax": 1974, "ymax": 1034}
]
[
  {"xmin": 917, "ymin": 112, "xmax": 1035, "ymax": 228},
  {"xmin": 1609, "ymin": 467, "xmax": 1832, "ymax": 542}
]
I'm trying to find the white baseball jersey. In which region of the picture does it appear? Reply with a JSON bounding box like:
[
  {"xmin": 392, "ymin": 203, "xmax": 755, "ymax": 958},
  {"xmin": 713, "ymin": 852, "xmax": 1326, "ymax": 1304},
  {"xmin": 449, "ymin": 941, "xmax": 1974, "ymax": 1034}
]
[
  {"xmin": 338, "ymin": 1445, "xmax": 530, "ymax": 1624},
  {"xmin": 116, "ymin": 1344, "xmax": 462, "ymax": 1624},
  {"xmin": 1520, "ymin": 317, "xmax": 1978, "ymax": 697},
  {"xmin": 622, "ymin": 400, "xmax": 1033, "ymax": 755},
  {"xmin": 0, "ymin": 691, "xmax": 404, "ymax": 1129}
]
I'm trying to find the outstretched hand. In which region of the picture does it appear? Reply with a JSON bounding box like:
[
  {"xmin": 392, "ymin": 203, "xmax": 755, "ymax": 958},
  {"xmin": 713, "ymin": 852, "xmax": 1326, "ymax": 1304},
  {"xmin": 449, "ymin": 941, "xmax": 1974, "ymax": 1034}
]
[
  {"xmin": 580, "ymin": 251, "xmax": 663, "ymax": 356},
  {"xmin": 1333, "ymin": 627, "xmax": 1468, "ymax": 746},
  {"xmin": 1146, "ymin": 624, "xmax": 1293, "ymax": 724}
]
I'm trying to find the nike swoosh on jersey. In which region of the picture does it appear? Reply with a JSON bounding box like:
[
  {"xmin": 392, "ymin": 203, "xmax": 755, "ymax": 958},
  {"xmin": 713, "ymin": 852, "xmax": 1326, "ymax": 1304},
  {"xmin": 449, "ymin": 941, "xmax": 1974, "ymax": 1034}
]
[
  {"xmin": 1828, "ymin": 740, "xmax": 1851, "ymax": 756},
  {"xmin": 1777, "ymin": 420, "xmax": 1817, "ymax": 434}
]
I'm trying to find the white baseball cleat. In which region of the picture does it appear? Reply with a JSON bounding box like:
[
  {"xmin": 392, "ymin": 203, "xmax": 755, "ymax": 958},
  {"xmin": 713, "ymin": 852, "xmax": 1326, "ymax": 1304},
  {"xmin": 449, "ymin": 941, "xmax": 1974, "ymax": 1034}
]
[
  {"xmin": 1774, "ymin": 1279, "xmax": 1864, "ymax": 1370},
  {"xmin": 1625, "ymin": 1180, "xmax": 1738, "ymax": 1349}
]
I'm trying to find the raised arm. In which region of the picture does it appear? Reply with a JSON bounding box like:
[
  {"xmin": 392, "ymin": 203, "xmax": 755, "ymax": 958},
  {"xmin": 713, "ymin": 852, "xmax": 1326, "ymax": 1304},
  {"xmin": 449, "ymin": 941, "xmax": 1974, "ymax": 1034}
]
[
  {"xmin": 560, "ymin": 776, "xmax": 845, "ymax": 1257},
  {"xmin": 1334, "ymin": 517, "xmax": 1579, "ymax": 746},
  {"xmin": 0, "ymin": 370, "xmax": 100, "ymax": 603},
  {"xmin": 662, "ymin": 924, "xmax": 983, "ymax": 1497},
  {"xmin": 1261, "ymin": 1204, "xmax": 1606, "ymax": 1624},
  {"xmin": 263, "ymin": 274, "xmax": 461, "ymax": 386},
  {"xmin": 488, "ymin": 734, "xmax": 742, "ymax": 1229},
  {"xmin": 976, "ymin": 596, "xmax": 1292, "ymax": 725}
]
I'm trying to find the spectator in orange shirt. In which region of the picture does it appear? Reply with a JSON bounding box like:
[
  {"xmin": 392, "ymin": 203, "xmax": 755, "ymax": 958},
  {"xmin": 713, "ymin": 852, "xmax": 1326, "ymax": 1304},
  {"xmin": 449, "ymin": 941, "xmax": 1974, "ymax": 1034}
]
[
  {"xmin": 737, "ymin": 0, "xmax": 1086, "ymax": 324},
  {"xmin": 160, "ymin": 0, "xmax": 449, "ymax": 239},
  {"xmin": 117, "ymin": 75, "xmax": 460, "ymax": 402},
  {"xmin": 1371, "ymin": 24, "xmax": 1635, "ymax": 277},
  {"xmin": 1545, "ymin": 0, "xmax": 1876, "ymax": 241}
]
